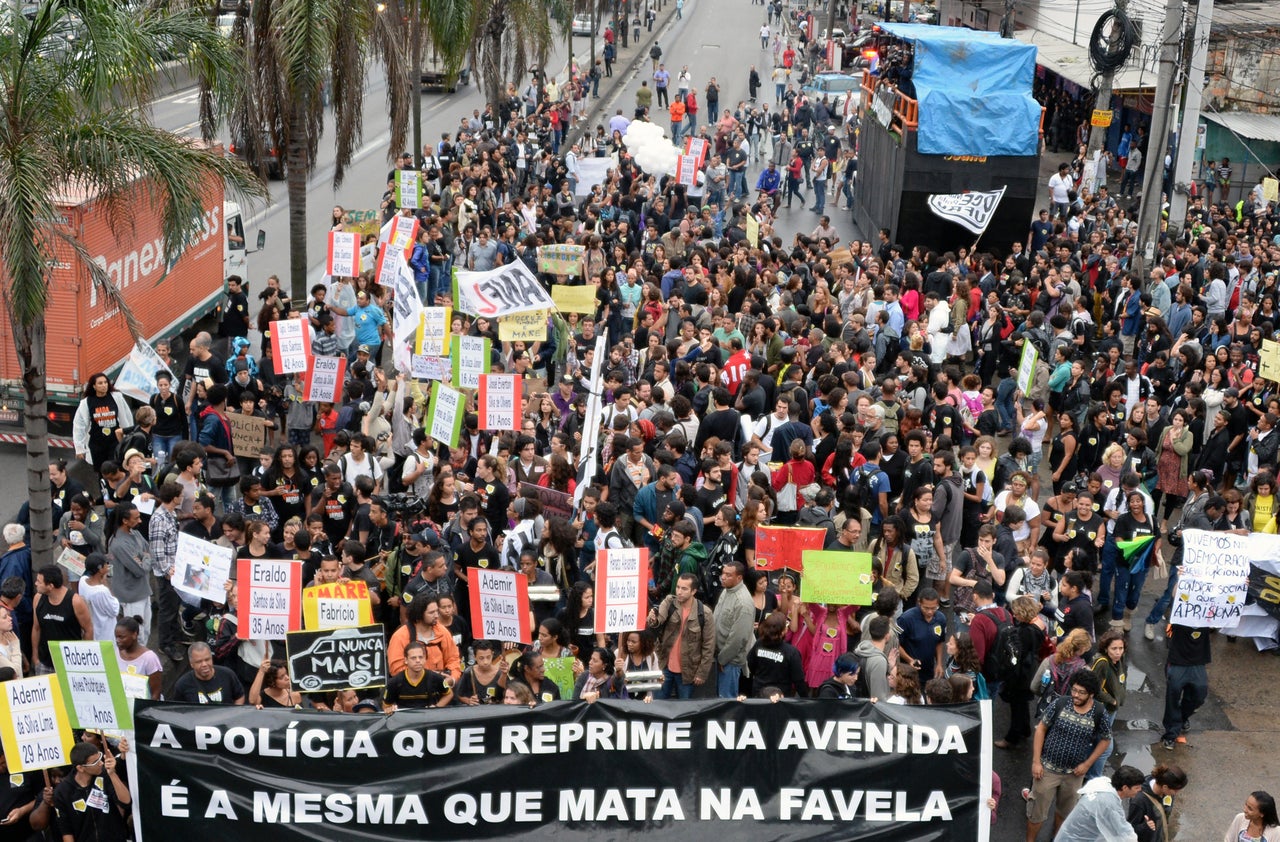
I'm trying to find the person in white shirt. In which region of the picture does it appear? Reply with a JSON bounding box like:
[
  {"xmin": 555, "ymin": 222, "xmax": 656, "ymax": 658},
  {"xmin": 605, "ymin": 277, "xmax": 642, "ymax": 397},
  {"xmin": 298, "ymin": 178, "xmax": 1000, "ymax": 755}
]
[
  {"xmin": 1048, "ymin": 163, "xmax": 1072, "ymax": 219},
  {"xmin": 759, "ymin": 24, "xmax": 770, "ymax": 48},
  {"xmin": 78, "ymin": 553, "xmax": 121, "ymax": 642}
]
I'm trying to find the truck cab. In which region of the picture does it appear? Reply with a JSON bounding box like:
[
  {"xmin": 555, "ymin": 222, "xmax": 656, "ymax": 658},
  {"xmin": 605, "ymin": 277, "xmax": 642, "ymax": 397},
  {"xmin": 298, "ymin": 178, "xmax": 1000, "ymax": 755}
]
[{"xmin": 225, "ymin": 200, "xmax": 248, "ymax": 279}]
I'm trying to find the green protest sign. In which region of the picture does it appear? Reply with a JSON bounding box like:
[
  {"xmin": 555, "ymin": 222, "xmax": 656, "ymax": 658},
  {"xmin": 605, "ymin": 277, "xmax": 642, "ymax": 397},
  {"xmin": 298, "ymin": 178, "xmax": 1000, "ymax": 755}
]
[
  {"xmin": 451, "ymin": 335, "xmax": 491, "ymax": 390},
  {"xmin": 49, "ymin": 640, "xmax": 135, "ymax": 732},
  {"xmin": 800, "ymin": 551, "xmax": 875, "ymax": 605},
  {"xmin": 426, "ymin": 381, "xmax": 465, "ymax": 449},
  {"xmin": 543, "ymin": 656, "xmax": 577, "ymax": 701}
]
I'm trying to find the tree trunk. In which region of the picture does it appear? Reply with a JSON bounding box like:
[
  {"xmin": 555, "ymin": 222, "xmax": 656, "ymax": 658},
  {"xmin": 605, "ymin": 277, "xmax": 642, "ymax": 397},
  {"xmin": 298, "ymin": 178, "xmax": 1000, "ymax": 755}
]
[
  {"xmin": 286, "ymin": 105, "xmax": 310, "ymax": 302},
  {"xmin": 16, "ymin": 319, "xmax": 54, "ymax": 568},
  {"xmin": 482, "ymin": 6, "xmax": 506, "ymax": 114}
]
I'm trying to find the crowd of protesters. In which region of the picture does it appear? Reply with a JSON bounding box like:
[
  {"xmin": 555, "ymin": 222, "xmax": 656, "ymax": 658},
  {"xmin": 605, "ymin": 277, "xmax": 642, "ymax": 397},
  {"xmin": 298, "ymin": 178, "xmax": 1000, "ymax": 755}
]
[{"xmin": 3, "ymin": 7, "xmax": 1280, "ymax": 841}]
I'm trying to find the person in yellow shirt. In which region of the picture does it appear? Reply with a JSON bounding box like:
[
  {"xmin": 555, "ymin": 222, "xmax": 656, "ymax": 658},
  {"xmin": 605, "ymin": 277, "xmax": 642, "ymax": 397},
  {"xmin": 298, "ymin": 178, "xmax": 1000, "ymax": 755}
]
[{"xmin": 1249, "ymin": 471, "xmax": 1277, "ymax": 532}]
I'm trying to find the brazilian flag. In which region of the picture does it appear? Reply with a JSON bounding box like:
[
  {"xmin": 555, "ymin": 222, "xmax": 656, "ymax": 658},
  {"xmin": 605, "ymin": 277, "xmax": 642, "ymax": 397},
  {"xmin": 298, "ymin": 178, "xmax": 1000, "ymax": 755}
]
[{"xmin": 1116, "ymin": 534, "xmax": 1157, "ymax": 574}]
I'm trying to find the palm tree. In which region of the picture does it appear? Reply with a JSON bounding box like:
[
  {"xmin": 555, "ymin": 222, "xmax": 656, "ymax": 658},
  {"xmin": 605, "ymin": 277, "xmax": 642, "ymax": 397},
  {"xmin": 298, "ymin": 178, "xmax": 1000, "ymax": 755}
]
[
  {"xmin": 0, "ymin": 0, "xmax": 261, "ymax": 567},
  {"xmin": 207, "ymin": 0, "xmax": 414, "ymax": 302},
  {"xmin": 472, "ymin": 0, "xmax": 572, "ymax": 115}
]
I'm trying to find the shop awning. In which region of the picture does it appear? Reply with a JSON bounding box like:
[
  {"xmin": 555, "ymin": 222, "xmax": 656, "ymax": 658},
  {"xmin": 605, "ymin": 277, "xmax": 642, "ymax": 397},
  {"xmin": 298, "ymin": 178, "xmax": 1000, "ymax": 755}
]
[
  {"xmin": 1012, "ymin": 28, "xmax": 1154, "ymax": 93},
  {"xmin": 1202, "ymin": 111, "xmax": 1280, "ymax": 143}
]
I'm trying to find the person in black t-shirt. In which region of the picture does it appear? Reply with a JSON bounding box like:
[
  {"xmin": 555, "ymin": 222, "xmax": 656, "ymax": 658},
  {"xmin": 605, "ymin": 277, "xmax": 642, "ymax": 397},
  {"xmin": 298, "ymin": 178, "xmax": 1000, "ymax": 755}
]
[
  {"xmin": 309, "ymin": 464, "xmax": 356, "ymax": 545},
  {"xmin": 0, "ymin": 746, "xmax": 46, "ymax": 841},
  {"xmin": 384, "ymin": 641, "xmax": 453, "ymax": 709},
  {"xmin": 171, "ymin": 643, "xmax": 247, "ymax": 705},
  {"xmin": 1054, "ymin": 570, "xmax": 1093, "ymax": 643},
  {"xmin": 53, "ymin": 741, "xmax": 131, "ymax": 842}
]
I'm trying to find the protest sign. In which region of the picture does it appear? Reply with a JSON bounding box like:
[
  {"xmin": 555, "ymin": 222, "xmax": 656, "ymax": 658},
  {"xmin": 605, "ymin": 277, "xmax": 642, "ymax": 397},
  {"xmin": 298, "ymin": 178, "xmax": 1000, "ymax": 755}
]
[
  {"xmin": 1015, "ymin": 342, "xmax": 1037, "ymax": 394},
  {"xmin": 427, "ymin": 381, "xmax": 465, "ymax": 448},
  {"xmin": 236, "ymin": 558, "xmax": 303, "ymax": 640},
  {"xmin": 1265, "ymin": 177, "xmax": 1279, "ymax": 203},
  {"xmin": 746, "ymin": 214, "xmax": 760, "ymax": 248},
  {"xmin": 467, "ymin": 568, "xmax": 531, "ymax": 644},
  {"xmin": 1246, "ymin": 563, "xmax": 1280, "ymax": 621},
  {"xmin": 114, "ymin": 341, "xmax": 174, "ymax": 402},
  {"xmin": 172, "ymin": 533, "xmax": 234, "ymax": 603},
  {"xmin": 1261, "ymin": 339, "xmax": 1280, "ymax": 383},
  {"xmin": 135, "ymin": 698, "xmax": 990, "ymax": 842},
  {"xmin": 676, "ymin": 154, "xmax": 698, "ymax": 187},
  {"xmin": 0, "ymin": 676, "xmax": 74, "ymax": 772},
  {"xmin": 395, "ymin": 170, "xmax": 424, "ymax": 210},
  {"xmin": 452, "ymin": 335, "xmax": 491, "ymax": 390},
  {"xmin": 753, "ymin": 526, "xmax": 828, "ymax": 571},
  {"xmin": 304, "ymin": 355, "xmax": 347, "ymax": 403},
  {"xmin": 418, "ymin": 307, "xmax": 451, "ymax": 356},
  {"xmin": 49, "ymin": 640, "xmax": 133, "ymax": 732},
  {"xmin": 478, "ymin": 374, "xmax": 521, "ymax": 431},
  {"xmin": 551, "ymin": 284, "xmax": 597, "ymax": 314},
  {"xmin": 375, "ymin": 241, "xmax": 403, "ymax": 292},
  {"xmin": 499, "ymin": 309, "xmax": 549, "ymax": 342},
  {"xmin": 343, "ymin": 208, "xmax": 381, "ymax": 236},
  {"xmin": 455, "ymin": 261, "xmax": 556, "ymax": 318},
  {"xmin": 575, "ymin": 155, "xmax": 614, "ymax": 196},
  {"xmin": 537, "ymin": 244, "xmax": 586, "ymax": 276},
  {"xmin": 270, "ymin": 318, "xmax": 312, "ymax": 374},
  {"xmin": 800, "ymin": 551, "xmax": 875, "ymax": 605},
  {"xmin": 388, "ymin": 214, "xmax": 420, "ymax": 256},
  {"xmin": 286, "ymin": 625, "xmax": 386, "ymax": 694},
  {"xmin": 520, "ymin": 482, "xmax": 574, "ymax": 520},
  {"xmin": 411, "ymin": 354, "xmax": 448, "ymax": 381},
  {"xmin": 326, "ymin": 231, "xmax": 361, "ymax": 277},
  {"xmin": 543, "ymin": 656, "xmax": 577, "ymax": 700},
  {"xmin": 684, "ymin": 136, "xmax": 709, "ymax": 167},
  {"xmin": 56, "ymin": 546, "xmax": 86, "ymax": 579},
  {"xmin": 229, "ymin": 413, "xmax": 269, "ymax": 459},
  {"xmin": 1173, "ymin": 529, "xmax": 1252, "ymax": 628},
  {"xmin": 302, "ymin": 581, "xmax": 375, "ymax": 630},
  {"xmin": 596, "ymin": 547, "xmax": 649, "ymax": 634},
  {"xmin": 387, "ymin": 248, "xmax": 422, "ymax": 335}
]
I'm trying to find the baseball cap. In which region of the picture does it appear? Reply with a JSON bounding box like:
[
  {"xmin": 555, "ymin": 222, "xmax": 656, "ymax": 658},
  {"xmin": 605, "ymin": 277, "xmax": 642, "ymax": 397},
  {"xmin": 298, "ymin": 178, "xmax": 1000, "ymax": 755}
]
[
  {"xmin": 357, "ymin": 344, "xmax": 371, "ymax": 354},
  {"xmin": 1224, "ymin": 387, "xmax": 1240, "ymax": 398},
  {"xmin": 351, "ymin": 699, "xmax": 381, "ymax": 713},
  {"xmin": 410, "ymin": 530, "xmax": 441, "ymax": 548},
  {"xmin": 560, "ymin": 374, "xmax": 576, "ymax": 385}
]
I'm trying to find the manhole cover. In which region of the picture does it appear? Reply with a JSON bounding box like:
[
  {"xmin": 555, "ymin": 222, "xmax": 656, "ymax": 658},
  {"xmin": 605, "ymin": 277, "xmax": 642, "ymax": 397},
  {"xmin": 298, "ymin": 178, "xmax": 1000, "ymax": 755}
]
[{"xmin": 1125, "ymin": 719, "xmax": 1160, "ymax": 731}]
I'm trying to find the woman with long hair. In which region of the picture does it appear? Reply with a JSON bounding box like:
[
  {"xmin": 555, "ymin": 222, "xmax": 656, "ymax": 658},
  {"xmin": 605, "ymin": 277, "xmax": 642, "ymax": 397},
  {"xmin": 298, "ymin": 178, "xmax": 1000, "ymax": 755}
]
[
  {"xmin": 1088, "ymin": 629, "xmax": 1128, "ymax": 779},
  {"xmin": 73, "ymin": 372, "xmax": 134, "ymax": 472},
  {"xmin": 1223, "ymin": 791, "xmax": 1280, "ymax": 842},
  {"xmin": 1030, "ymin": 627, "xmax": 1091, "ymax": 718},
  {"xmin": 507, "ymin": 652, "xmax": 561, "ymax": 705},
  {"xmin": 887, "ymin": 662, "xmax": 924, "ymax": 705},
  {"xmin": 1153, "ymin": 408, "xmax": 1194, "ymax": 531},
  {"xmin": 558, "ymin": 582, "xmax": 606, "ymax": 666},
  {"xmin": 538, "ymin": 453, "xmax": 576, "ymax": 495},
  {"xmin": 943, "ymin": 631, "xmax": 988, "ymax": 700},
  {"xmin": 426, "ymin": 471, "xmax": 460, "ymax": 525},
  {"xmin": 994, "ymin": 596, "xmax": 1048, "ymax": 749}
]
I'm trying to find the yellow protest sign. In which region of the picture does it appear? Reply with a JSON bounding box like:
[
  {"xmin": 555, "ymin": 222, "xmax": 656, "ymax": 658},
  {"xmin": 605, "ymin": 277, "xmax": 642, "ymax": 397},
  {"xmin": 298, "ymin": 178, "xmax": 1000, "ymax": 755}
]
[
  {"xmin": 302, "ymin": 581, "xmax": 375, "ymax": 630},
  {"xmin": 1090, "ymin": 109, "xmax": 1112, "ymax": 128},
  {"xmin": 499, "ymin": 309, "xmax": 550, "ymax": 341},
  {"xmin": 537, "ymin": 244, "xmax": 585, "ymax": 276},
  {"xmin": 0, "ymin": 676, "xmax": 74, "ymax": 771},
  {"xmin": 1261, "ymin": 339, "xmax": 1280, "ymax": 383},
  {"xmin": 1265, "ymin": 178, "xmax": 1279, "ymax": 203},
  {"xmin": 344, "ymin": 209, "xmax": 381, "ymax": 236},
  {"xmin": 552, "ymin": 284, "xmax": 597, "ymax": 314},
  {"xmin": 746, "ymin": 214, "xmax": 760, "ymax": 247}
]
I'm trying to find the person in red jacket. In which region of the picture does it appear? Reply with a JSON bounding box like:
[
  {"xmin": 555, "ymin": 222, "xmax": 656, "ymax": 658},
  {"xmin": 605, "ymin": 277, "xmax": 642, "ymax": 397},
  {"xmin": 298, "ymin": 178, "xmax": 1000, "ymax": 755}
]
[
  {"xmin": 786, "ymin": 151, "xmax": 806, "ymax": 209},
  {"xmin": 772, "ymin": 439, "xmax": 816, "ymax": 524}
]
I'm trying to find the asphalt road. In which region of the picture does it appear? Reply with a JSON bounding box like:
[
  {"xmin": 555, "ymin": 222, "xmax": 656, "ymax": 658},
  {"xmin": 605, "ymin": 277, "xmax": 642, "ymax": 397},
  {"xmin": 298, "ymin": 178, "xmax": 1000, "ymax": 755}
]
[{"xmin": 2, "ymin": 3, "xmax": 1269, "ymax": 839}]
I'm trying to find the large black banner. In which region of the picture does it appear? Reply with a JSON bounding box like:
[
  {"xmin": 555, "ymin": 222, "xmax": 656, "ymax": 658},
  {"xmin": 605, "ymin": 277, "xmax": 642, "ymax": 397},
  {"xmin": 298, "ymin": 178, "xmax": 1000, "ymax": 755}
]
[{"xmin": 134, "ymin": 699, "xmax": 991, "ymax": 842}]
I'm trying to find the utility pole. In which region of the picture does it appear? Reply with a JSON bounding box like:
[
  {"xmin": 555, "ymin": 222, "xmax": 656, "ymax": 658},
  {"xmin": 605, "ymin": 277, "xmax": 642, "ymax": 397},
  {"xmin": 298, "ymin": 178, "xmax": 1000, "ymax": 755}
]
[
  {"xmin": 999, "ymin": 0, "xmax": 1016, "ymax": 38},
  {"xmin": 1084, "ymin": 0, "xmax": 1128, "ymax": 174},
  {"xmin": 1132, "ymin": 0, "xmax": 1187, "ymax": 276},
  {"xmin": 1168, "ymin": 0, "xmax": 1213, "ymax": 234}
]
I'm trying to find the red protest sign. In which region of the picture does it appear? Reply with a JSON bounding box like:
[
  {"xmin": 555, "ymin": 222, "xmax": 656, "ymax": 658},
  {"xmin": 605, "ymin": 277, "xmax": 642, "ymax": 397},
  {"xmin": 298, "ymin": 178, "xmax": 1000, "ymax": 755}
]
[
  {"xmin": 753, "ymin": 526, "xmax": 828, "ymax": 571},
  {"xmin": 596, "ymin": 547, "xmax": 649, "ymax": 634},
  {"xmin": 477, "ymin": 374, "xmax": 521, "ymax": 430},
  {"xmin": 236, "ymin": 558, "xmax": 303, "ymax": 639},
  {"xmin": 468, "ymin": 568, "xmax": 531, "ymax": 644},
  {"xmin": 303, "ymin": 355, "xmax": 347, "ymax": 403},
  {"xmin": 388, "ymin": 215, "xmax": 419, "ymax": 257}
]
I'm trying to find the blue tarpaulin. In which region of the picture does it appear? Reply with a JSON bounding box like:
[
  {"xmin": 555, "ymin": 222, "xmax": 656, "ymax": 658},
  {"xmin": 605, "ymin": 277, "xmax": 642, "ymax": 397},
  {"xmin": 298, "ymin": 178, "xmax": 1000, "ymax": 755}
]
[{"xmin": 877, "ymin": 23, "xmax": 1042, "ymax": 157}]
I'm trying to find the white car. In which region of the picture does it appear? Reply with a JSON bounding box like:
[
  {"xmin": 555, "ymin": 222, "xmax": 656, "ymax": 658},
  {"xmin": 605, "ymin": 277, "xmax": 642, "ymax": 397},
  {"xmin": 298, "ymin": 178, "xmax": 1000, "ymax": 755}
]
[{"xmin": 571, "ymin": 13, "xmax": 594, "ymax": 35}]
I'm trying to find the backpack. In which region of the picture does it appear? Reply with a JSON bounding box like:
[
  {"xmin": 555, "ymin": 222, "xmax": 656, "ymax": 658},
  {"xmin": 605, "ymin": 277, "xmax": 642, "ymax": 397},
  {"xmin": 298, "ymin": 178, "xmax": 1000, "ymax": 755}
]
[
  {"xmin": 851, "ymin": 465, "xmax": 882, "ymax": 519},
  {"xmin": 980, "ymin": 607, "xmax": 1024, "ymax": 683},
  {"xmin": 601, "ymin": 530, "xmax": 634, "ymax": 551},
  {"xmin": 703, "ymin": 532, "xmax": 738, "ymax": 601},
  {"xmin": 851, "ymin": 651, "xmax": 873, "ymax": 699},
  {"xmin": 114, "ymin": 425, "xmax": 148, "ymax": 466}
]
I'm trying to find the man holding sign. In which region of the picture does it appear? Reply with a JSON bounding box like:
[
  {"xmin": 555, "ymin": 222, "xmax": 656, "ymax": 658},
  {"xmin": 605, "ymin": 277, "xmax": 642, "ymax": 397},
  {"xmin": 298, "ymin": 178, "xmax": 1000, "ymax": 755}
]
[{"xmin": 53, "ymin": 741, "xmax": 132, "ymax": 841}]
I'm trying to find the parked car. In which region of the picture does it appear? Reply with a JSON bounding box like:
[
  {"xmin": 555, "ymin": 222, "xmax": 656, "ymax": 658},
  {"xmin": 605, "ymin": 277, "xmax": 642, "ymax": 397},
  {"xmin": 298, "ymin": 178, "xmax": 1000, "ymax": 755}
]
[{"xmin": 571, "ymin": 12, "xmax": 594, "ymax": 35}]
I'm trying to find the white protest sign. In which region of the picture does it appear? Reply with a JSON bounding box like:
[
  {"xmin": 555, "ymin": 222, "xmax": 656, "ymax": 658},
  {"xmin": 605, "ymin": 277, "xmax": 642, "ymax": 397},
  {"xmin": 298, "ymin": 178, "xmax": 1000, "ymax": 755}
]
[
  {"xmin": 427, "ymin": 382, "xmax": 465, "ymax": 448},
  {"xmin": 396, "ymin": 170, "xmax": 423, "ymax": 210},
  {"xmin": 114, "ymin": 342, "xmax": 174, "ymax": 403},
  {"xmin": 236, "ymin": 558, "xmax": 303, "ymax": 640},
  {"xmin": 389, "ymin": 214, "xmax": 419, "ymax": 255},
  {"xmin": 304, "ymin": 355, "xmax": 347, "ymax": 403},
  {"xmin": 452, "ymin": 335, "xmax": 490, "ymax": 390},
  {"xmin": 467, "ymin": 568, "xmax": 531, "ymax": 643},
  {"xmin": 327, "ymin": 231, "xmax": 362, "ymax": 277},
  {"xmin": 1016, "ymin": 341, "xmax": 1037, "ymax": 394},
  {"xmin": 676, "ymin": 154, "xmax": 698, "ymax": 187},
  {"xmin": 0, "ymin": 676, "xmax": 74, "ymax": 772},
  {"xmin": 455, "ymin": 261, "xmax": 556, "ymax": 318},
  {"xmin": 595, "ymin": 547, "xmax": 649, "ymax": 634},
  {"xmin": 49, "ymin": 640, "xmax": 133, "ymax": 732},
  {"xmin": 1173, "ymin": 529, "xmax": 1254, "ymax": 628},
  {"xmin": 411, "ymin": 354, "xmax": 449, "ymax": 381},
  {"xmin": 270, "ymin": 317, "xmax": 312, "ymax": 374},
  {"xmin": 172, "ymin": 532, "xmax": 234, "ymax": 603},
  {"xmin": 926, "ymin": 186, "xmax": 1007, "ymax": 236},
  {"xmin": 478, "ymin": 374, "xmax": 521, "ymax": 431}
]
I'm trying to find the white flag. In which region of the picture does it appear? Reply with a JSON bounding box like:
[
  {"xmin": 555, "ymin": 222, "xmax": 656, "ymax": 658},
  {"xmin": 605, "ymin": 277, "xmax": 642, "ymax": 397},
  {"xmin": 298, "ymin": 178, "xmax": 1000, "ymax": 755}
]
[{"xmin": 925, "ymin": 186, "xmax": 1007, "ymax": 236}]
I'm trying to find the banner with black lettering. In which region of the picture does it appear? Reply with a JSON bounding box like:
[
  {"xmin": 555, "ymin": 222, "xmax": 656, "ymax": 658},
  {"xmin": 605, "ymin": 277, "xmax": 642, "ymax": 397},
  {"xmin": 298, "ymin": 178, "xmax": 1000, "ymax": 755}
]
[
  {"xmin": 134, "ymin": 699, "xmax": 991, "ymax": 841},
  {"xmin": 286, "ymin": 625, "xmax": 387, "ymax": 694},
  {"xmin": 455, "ymin": 261, "xmax": 556, "ymax": 318},
  {"xmin": 925, "ymin": 187, "xmax": 1007, "ymax": 236}
]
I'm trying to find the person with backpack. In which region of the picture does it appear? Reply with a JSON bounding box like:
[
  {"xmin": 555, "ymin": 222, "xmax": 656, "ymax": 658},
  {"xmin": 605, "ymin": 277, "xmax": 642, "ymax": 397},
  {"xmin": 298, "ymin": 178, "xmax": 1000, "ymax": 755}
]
[
  {"xmin": 966, "ymin": 579, "xmax": 1015, "ymax": 689},
  {"xmin": 1088, "ymin": 629, "xmax": 1128, "ymax": 781},
  {"xmin": 1024, "ymin": 669, "xmax": 1114, "ymax": 842},
  {"xmin": 852, "ymin": 440, "xmax": 892, "ymax": 538},
  {"xmin": 994, "ymin": 595, "xmax": 1048, "ymax": 750},
  {"xmin": 851, "ymin": 615, "xmax": 892, "ymax": 700},
  {"xmin": 647, "ymin": 572, "xmax": 715, "ymax": 699}
]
